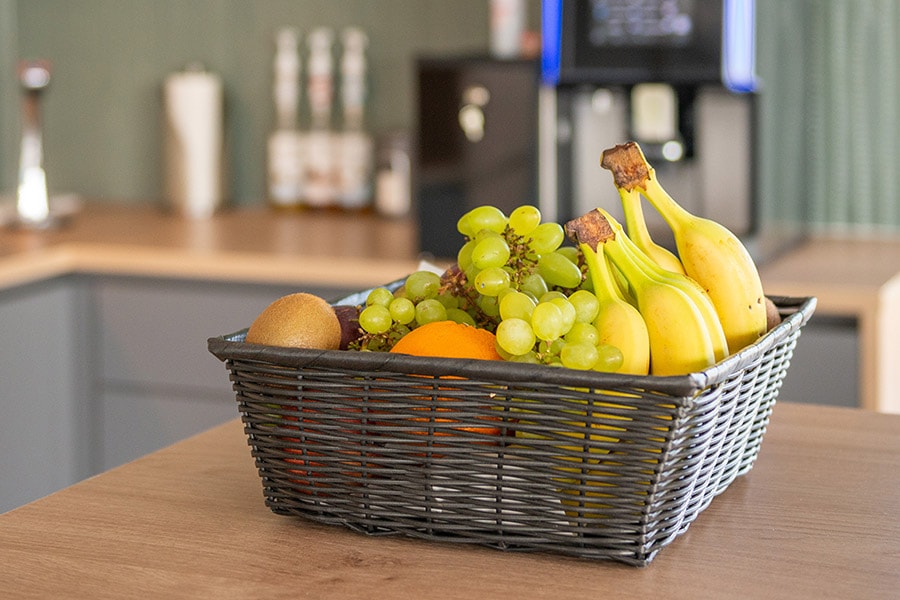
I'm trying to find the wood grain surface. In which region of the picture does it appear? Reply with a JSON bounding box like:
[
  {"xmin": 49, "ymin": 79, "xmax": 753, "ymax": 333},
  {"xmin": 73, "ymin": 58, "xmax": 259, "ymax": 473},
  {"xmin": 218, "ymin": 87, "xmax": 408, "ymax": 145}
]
[{"xmin": 1, "ymin": 401, "xmax": 897, "ymax": 599}]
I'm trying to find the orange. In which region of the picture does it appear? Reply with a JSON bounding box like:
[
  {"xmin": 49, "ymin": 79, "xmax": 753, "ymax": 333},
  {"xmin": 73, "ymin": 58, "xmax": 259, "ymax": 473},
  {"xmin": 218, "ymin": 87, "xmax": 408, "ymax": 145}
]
[
  {"xmin": 389, "ymin": 320, "xmax": 502, "ymax": 361},
  {"xmin": 389, "ymin": 320, "xmax": 503, "ymax": 438}
]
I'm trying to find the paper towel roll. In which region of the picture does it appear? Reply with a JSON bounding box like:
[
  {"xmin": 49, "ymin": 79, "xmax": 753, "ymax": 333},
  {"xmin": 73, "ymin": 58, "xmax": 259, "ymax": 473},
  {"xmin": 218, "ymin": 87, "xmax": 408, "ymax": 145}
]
[{"xmin": 163, "ymin": 67, "xmax": 225, "ymax": 218}]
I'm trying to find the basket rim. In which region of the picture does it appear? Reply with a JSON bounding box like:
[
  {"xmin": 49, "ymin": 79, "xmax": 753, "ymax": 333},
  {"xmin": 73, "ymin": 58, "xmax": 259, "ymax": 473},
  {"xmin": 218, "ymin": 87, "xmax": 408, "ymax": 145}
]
[{"xmin": 208, "ymin": 295, "xmax": 816, "ymax": 398}]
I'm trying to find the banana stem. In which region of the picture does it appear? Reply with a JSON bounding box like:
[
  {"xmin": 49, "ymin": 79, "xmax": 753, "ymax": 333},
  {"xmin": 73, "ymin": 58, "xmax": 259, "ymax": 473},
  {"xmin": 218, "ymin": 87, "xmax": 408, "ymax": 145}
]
[{"xmin": 601, "ymin": 141, "xmax": 691, "ymax": 230}]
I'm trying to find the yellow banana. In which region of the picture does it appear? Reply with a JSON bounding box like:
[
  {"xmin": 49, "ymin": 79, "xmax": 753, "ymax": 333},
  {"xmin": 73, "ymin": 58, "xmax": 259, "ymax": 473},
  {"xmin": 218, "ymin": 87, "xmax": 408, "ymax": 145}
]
[
  {"xmin": 599, "ymin": 209, "xmax": 729, "ymax": 363},
  {"xmin": 578, "ymin": 239, "xmax": 650, "ymax": 376},
  {"xmin": 566, "ymin": 209, "xmax": 717, "ymax": 376},
  {"xmin": 601, "ymin": 142, "xmax": 767, "ymax": 352},
  {"xmin": 617, "ymin": 186, "xmax": 686, "ymax": 275}
]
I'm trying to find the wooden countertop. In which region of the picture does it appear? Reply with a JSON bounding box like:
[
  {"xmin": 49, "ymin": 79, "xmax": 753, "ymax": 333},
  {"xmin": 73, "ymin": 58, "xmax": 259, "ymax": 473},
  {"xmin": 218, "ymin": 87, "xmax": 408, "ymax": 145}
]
[
  {"xmin": 1, "ymin": 401, "xmax": 897, "ymax": 599},
  {"xmin": 0, "ymin": 202, "xmax": 422, "ymax": 290}
]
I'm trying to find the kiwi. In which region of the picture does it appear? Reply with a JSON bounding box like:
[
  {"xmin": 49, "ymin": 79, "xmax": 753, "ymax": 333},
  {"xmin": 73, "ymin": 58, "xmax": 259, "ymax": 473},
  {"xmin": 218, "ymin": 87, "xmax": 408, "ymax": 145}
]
[{"xmin": 245, "ymin": 292, "xmax": 342, "ymax": 349}]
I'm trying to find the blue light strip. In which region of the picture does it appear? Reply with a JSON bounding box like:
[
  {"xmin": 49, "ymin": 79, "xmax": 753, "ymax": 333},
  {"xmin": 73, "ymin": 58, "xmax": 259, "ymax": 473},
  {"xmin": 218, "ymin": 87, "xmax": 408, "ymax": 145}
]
[
  {"xmin": 722, "ymin": 0, "xmax": 758, "ymax": 92},
  {"xmin": 540, "ymin": 0, "xmax": 562, "ymax": 85}
]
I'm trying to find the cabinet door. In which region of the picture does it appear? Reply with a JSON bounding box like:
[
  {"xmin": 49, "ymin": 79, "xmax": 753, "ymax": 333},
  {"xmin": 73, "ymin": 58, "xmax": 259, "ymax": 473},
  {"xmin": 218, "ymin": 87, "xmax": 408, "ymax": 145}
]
[
  {"xmin": 93, "ymin": 277, "xmax": 355, "ymax": 471},
  {"xmin": 778, "ymin": 315, "xmax": 859, "ymax": 407},
  {"xmin": 94, "ymin": 277, "xmax": 353, "ymax": 393},
  {"xmin": 0, "ymin": 277, "xmax": 89, "ymax": 512}
]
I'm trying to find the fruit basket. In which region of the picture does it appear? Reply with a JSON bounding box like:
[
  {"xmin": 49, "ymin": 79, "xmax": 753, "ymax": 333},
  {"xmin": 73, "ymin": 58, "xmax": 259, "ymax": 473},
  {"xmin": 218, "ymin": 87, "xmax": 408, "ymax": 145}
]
[{"xmin": 208, "ymin": 291, "xmax": 815, "ymax": 566}]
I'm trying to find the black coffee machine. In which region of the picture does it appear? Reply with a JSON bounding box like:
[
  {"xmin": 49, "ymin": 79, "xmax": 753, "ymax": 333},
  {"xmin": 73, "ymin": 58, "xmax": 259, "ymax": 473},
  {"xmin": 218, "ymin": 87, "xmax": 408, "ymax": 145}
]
[
  {"xmin": 413, "ymin": 1, "xmax": 762, "ymax": 259},
  {"xmin": 414, "ymin": 55, "xmax": 541, "ymax": 259}
]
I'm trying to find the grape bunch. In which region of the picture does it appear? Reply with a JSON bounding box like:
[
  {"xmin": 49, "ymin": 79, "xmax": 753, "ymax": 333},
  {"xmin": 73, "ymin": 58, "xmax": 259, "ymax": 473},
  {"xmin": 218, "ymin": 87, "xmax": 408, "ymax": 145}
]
[{"xmin": 353, "ymin": 204, "xmax": 624, "ymax": 372}]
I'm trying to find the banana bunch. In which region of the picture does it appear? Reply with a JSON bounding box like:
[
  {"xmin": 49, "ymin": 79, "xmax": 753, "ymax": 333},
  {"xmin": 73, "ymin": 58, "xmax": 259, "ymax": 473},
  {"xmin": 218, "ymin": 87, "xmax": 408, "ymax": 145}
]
[
  {"xmin": 600, "ymin": 142, "xmax": 767, "ymax": 353},
  {"xmin": 567, "ymin": 209, "xmax": 728, "ymax": 376}
]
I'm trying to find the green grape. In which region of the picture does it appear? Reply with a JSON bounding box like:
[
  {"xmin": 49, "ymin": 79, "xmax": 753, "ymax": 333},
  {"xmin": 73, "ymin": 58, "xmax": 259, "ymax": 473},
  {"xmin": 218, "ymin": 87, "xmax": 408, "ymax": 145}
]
[
  {"xmin": 474, "ymin": 266, "xmax": 511, "ymax": 296},
  {"xmin": 464, "ymin": 205, "xmax": 508, "ymax": 236},
  {"xmin": 538, "ymin": 251, "xmax": 583, "ymax": 289},
  {"xmin": 529, "ymin": 222, "xmax": 565, "ymax": 255},
  {"xmin": 568, "ymin": 289, "xmax": 600, "ymax": 323},
  {"xmin": 531, "ymin": 301, "xmax": 565, "ymax": 341},
  {"xmin": 388, "ymin": 297, "xmax": 416, "ymax": 325},
  {"xmin": 463, "ymin": 262, "xmax": 481, "ymax": 285},
  {"xmin": 415, "ymin": 298, "xmax": 448, "ymax": 325},
  {"xmin": 496, "ymin": 286, "xmax": 517, "ymax": 302},
  {"xmin": 457, "ymin": 239, "xmax": 476, "ymax": 270},
  {"xmin": 540, "ymin": 291, "xmax": 566, "ymax": 302},
  {"xmin": 471, "ymin": 235, "xmax": 511, "ymax": 270},
  {"xmin": 359, "ymin": 304, "xmax": 392, "ymax": 334},
  {"xmin": 509, "ymin": 351, "xmax": 541, "ymax": 364},
  {"xmin": 499, "ymin": 290, "xmax": 536, "ymax": 321},
  {"xmin": 476, "ymin": 294, "xmax": 501, "ymax": 318},
  {"xmin": 556, "ymin": 245, "xmax": 580, "ymax": 264},
  {"xmin": 457, "ymin": 212, "xmax": 475, "ymax": 238},
  {"xmin": 560, "ymin": 342, "xmax": 600, "ymax": 370},
  {"xmin": 550, "ymin": 297, "xmax": 577, "ymax": 334},
  {"xmin": 594, "ymin": 344, "xmax": 625, "ymax": 373},
  {"xmin": 436, "ymin": 293, "xmax": 459, "ymax": 309},
  {"xmin": 366, "ymin": 286, "xmax": 394, "ymax": 308},
  {"xmin": 496, "ymin": 317, "xmax": 537, "ymax": 356},
  {"xmin": 508, "ymin": 205, "xmax": 542, "ymax": 236},
  {"xmin": 520, "ymin": 273, "xmax": 549, "ymax": 299},
  {"xmin": 405, "ymin": 270, "xmax": 441, "ymax": 301},
  {"xmin": 565, "ymin": 322, "xmax": 600, "ymax": 347},
  {"xmin": 446, "ymin": 307, "xmax": 476, "ymax": 326}
]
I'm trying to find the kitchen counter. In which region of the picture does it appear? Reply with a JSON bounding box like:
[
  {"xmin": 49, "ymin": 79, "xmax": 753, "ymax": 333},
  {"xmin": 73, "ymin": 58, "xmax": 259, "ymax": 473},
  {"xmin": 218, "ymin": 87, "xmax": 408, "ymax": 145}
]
[
  {"xmin": 758, "ymin": 236, "xmax": 900, "ymax": 413},
  {"xmin": 2, "ymin": 202, "xmax": 900, "ymax": 411},
  {"xmin": 0, "ymin": 202, "xmax": 422, "ymax": 290},
  {"xmin": 1, "ymin": 401, "xmax": 897, "ymax": 599}
]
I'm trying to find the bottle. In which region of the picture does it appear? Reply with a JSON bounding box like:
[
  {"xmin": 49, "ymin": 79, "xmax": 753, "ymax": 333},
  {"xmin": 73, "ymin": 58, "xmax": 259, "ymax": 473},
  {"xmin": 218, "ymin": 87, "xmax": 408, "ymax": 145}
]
[
  {"xmin": 266, "ymin": 28, "xmax": 305, "ymax": 209},
  {"xmin": 304, "ymin": 26, "xmax": 337, "ymax": 209},
  {"xmin": 374, "ymin": 130, "xmax": 411, "ymax": 218},
  {"xmin": 336, "ymin": 27, "xmax": 374, "ymax": 211}
]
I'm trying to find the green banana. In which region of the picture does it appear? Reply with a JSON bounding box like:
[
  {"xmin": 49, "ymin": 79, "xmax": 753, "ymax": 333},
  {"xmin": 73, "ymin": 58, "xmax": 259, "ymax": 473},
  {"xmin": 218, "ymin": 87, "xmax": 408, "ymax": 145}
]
[
  {"xmin": 618, "ymin": 186, "xmax": 686, "ymax": 275},
  {"xmin": 579, "ymin": 238, "xmax": 650, "ymax": 376},
  {"xmin": 566, "ymin": 210, "xmax": 717, "ymax": 376},
  {"xmin": 601, "ymin": 142, "xmax": 767, "ymax": 352}
]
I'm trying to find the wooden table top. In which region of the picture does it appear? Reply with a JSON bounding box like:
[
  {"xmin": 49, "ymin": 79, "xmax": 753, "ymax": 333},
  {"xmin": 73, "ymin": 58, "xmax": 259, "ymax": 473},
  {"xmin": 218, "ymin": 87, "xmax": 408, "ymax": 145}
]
[{"xmin": 1, "ymin": 401, "xmax": 897, "ymax": 599}]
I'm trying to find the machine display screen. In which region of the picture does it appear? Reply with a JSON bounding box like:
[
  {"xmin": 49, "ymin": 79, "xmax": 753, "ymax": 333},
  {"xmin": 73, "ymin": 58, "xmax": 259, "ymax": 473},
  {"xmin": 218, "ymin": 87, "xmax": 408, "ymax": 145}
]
[{"xmin": 542, "ymin": 0, "xmax": 756, "ymax": 91}]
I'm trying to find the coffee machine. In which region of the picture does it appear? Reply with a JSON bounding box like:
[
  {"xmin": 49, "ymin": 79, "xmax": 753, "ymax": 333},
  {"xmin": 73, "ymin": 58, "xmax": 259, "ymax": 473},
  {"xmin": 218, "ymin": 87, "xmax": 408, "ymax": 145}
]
[{"xmin": 539, "ymin": 0, "xmax": 759, "ymax": 251}]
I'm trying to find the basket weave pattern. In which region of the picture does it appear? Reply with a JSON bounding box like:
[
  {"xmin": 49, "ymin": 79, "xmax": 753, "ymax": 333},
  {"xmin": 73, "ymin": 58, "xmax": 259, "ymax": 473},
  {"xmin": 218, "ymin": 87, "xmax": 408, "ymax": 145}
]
[{"xmin": 209, "ymin": 295, "xmax": 815, "ymax": 566}]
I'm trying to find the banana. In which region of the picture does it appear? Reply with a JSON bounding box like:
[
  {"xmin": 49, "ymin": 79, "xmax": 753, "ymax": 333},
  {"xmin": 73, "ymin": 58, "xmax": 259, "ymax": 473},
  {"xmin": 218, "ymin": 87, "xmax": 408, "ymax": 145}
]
[
  {"xmin": 566, "ymin": 209, "xmax": 717, "ymax": 376},
  {"xmin": 601, "ymin": 142, "xmax": 767, "ymax": 352},
  {"xmin": 617, "ymin": 186, "xmax": 686, "ymax": 275},
  {"xmin": 578, "ymin": 238, "xmax": 650, "ymax": 376},
  {"xmin": 599, "ymin": 209, "xmax": 729, "ymax": 363}
]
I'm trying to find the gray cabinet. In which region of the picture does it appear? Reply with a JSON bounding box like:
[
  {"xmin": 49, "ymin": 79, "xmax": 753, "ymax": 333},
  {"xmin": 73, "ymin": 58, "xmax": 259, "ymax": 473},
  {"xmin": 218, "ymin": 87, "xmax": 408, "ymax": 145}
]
[
  {"xmin": 0, "ymin": 276, "xmax": 92, "ymax": 512},
  {"xmin": 778, "ymin": 315, "xmax": 859, "ymax": 408},
  {"xmin": 92, "ymin": 276, "xmax": 355, "ymax": 471},
  {"xmin": 0, "ymin": 275, "xmax": 355, "ymax": 512}
]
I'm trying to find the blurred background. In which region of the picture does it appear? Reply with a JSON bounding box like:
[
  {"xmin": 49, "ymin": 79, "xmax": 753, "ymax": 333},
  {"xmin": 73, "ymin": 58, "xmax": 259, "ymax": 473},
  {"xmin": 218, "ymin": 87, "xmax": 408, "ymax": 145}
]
[{"xmin": 0, "ymin": 0, "xmax": 898, "ymax": 241}]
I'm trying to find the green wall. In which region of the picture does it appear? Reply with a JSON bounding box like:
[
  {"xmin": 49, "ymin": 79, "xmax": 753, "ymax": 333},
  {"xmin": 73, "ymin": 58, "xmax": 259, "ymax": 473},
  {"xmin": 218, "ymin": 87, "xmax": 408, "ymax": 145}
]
[
  {"xmin": 1, "ymin": 0, "xmax": 506, "ymax": 205},
  {"xmin": 2, "ymin": 1, "xmax": 899, "ymax": 235}
]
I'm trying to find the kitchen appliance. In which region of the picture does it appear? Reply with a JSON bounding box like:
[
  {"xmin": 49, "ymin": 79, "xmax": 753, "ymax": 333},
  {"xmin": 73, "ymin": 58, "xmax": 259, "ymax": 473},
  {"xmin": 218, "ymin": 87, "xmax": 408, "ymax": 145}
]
[
  {"xmin": 540, "ymin": 0, "xmax": 760, "ymax": 251},
  {"xmin": 414, "ymin": 56, "xmax": 540, "ymax": 258}
]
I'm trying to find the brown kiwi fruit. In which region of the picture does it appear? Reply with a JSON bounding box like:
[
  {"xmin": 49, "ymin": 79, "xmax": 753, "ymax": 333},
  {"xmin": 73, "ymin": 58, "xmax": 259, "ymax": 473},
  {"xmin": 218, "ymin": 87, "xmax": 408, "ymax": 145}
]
[{"xmin": 245, "ymin": 292, "xmax": 342, "ymax": 349}]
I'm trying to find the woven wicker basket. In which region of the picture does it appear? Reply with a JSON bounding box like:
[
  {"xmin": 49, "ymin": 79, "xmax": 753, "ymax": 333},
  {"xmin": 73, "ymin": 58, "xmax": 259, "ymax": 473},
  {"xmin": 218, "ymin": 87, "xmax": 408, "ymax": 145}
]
[{"xmin": 208, "ymin": 291, "xmax": 815, "ymax": 566}]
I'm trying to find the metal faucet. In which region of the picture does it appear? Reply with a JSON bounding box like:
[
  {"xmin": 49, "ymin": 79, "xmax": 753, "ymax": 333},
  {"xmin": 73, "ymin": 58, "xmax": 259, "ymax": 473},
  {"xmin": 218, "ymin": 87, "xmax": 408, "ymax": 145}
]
[{"xmin": 16, "ymin": 60, "xmax": 54, "ymax": 228}]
